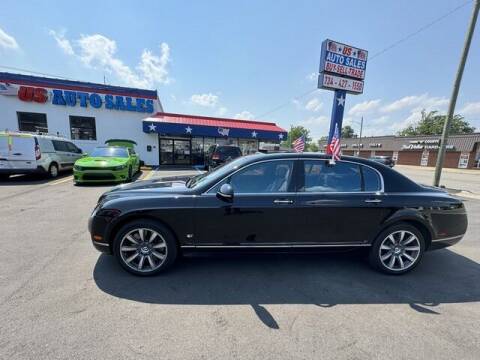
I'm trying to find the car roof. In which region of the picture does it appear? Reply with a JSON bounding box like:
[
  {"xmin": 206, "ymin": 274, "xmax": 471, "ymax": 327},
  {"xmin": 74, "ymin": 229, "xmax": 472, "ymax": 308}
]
[{"xmin": 0, "ymin": 131, "xmax": 68, "ymax": 141}]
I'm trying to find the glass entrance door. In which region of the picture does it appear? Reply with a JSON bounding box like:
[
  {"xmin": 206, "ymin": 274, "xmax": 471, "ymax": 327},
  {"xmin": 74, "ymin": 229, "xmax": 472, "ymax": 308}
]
[
  {"xmin": 159, "ymin": 138, "xmax": 191, "ymax": 165},
  {"xmin": 173, "ymin": 139, "xmax": 191, "ymax": 165}
]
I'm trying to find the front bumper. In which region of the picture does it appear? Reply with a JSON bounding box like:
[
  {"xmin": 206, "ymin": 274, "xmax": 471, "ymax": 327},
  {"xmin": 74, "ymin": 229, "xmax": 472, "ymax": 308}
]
[
  {"xmin": 88, "ymin": 212, "xmax": 112, "ymax": 254},
  {"xmin": 74, "ymin": 168, "xmax": 128, "ymax": 183}
]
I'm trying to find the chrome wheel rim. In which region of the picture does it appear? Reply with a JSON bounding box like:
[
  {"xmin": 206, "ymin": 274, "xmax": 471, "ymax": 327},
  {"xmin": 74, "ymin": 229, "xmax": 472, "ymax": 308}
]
[
  {"xmin": 379, "ymin": 230, "xmax": 421, "ymax": 271},
  {"xmin": 119, "ymin": 228, "xmax": 167, "ymax": 273}
]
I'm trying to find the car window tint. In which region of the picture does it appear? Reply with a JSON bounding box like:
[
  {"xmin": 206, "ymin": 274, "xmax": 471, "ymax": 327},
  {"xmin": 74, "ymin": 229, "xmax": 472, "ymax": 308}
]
[
  {"xmin": 362, "ymin": 166, "xmax": 381, "ymax": 192},
  {"xmin": 52, "ymin": 140, "xmax": 69, "ymax": 152},
  {"xmin": 301, "ymin": 160, "xmax": 361, "ymax": 192},
  {"xmin": 66, "ymin": 142, "xmax": 78, "ymax": 153},
  {"xmin": 228, "ymin": 160, "xmax": 294, "ymax": 193}
]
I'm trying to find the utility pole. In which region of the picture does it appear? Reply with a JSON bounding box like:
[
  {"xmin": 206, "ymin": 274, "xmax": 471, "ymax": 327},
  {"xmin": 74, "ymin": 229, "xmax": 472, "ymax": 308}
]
[
  {"xmin": 434, "ymin": 0, "xmax": 479, "ymax": 186},
  {"xmin": 357, "ymin": 116, "xmax": 363, "ymax": 156}
]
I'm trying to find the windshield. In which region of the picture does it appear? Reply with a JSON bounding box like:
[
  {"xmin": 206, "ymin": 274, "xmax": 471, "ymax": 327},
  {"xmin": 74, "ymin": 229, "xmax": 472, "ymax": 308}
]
[
  {"xmin": 90, "ymin": 147, "xmax": 129, "ymax": 158},
  {"xmin": 187, "ymin": 155, "xmax": 257, "ymax": 188}
]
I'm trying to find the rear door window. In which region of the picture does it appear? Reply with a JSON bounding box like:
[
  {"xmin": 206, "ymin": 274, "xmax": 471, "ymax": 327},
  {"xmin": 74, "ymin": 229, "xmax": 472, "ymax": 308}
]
[{"xmin": 300, "ymin": 160, "xmax": 361, "ymax": 192}]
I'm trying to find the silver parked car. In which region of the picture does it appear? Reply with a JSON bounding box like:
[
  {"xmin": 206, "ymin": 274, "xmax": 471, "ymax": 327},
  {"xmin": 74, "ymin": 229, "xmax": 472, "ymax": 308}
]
[{"xmin": 0, "ymin": 131, "xmax": 84, "ymax": 179}]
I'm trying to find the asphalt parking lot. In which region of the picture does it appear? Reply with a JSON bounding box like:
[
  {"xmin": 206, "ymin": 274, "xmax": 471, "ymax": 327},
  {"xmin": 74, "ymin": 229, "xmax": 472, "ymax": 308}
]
[{"xmin": 0, "ymin": 169, "xmax": 479, "ymax": 360}]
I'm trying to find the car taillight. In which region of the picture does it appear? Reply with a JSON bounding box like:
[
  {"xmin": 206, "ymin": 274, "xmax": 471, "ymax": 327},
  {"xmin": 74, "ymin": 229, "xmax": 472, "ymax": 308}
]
[
  {"xmin": 212, "ymin": 154, "xmax": 220, "ymax": 160},
  {"xmin": 35, "ymin": 143, "xmax": 41, "ymax": 160}
]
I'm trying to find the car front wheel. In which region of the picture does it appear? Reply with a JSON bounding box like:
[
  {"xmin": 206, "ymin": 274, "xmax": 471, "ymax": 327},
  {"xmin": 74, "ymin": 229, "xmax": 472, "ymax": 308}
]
[
  {"xmin": 113, "ymin": 220, "xmax": 177, "ymax": 276},
  {"xmin": 369, "ymin": 223, "xmax": 425, "ymax": 275}
]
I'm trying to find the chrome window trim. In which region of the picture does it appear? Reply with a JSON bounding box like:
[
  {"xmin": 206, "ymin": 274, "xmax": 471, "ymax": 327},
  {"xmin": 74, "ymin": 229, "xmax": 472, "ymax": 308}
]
[
  {"xmin": 203, "ymin": 157, "xmax": 385, "ymax": 195},
  {"xmin": 204, "ymin": 158, "xmax": 297, "ymax": 194}
]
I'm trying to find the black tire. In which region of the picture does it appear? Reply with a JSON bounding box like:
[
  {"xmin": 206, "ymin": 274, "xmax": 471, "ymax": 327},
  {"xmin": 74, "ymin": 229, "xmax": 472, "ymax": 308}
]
[
  {"xmin": 127, "ymin": 166, "xmax": 133, "ymax": 182},
  {"xmin": 113, "ymin": 220, "xmax": 178, "ymax": 276},
  {"xmin": 369, "ymin": 223, "xmax": 425, "ymax": 275},
  {"xmin": 48, "ymin": 163, "xmax": 59, "ymax": 178}
]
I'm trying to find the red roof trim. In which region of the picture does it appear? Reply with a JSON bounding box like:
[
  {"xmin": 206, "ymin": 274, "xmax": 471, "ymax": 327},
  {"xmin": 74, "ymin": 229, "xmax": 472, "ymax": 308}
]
[
  {"xmin": 1, "ymin": 78, "xmax": 158, "ymax": 99},
  {"xmin": 146, "ymin": 112, "xmax": 287, "ymax": 132}
]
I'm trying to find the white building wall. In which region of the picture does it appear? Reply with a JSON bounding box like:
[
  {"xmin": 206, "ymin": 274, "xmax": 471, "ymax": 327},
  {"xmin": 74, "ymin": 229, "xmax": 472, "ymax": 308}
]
[{"xmin": 0, "ymin": 91, "xmax": 161, "ymax": 165}]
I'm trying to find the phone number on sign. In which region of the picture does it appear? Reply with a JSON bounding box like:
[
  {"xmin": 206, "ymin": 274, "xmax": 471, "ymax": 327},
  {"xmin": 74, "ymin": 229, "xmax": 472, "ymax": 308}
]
[{"xmin": 320, "ymin": 74, "xmax": 364, "ymax": 94}]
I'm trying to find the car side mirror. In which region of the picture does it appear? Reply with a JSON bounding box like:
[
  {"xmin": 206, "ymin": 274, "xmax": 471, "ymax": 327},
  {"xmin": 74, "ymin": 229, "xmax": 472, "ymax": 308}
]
[
  {"xmin": 77, "ymin": 148, "xmax": 83, "ymax": 154},
  {"xmin": 217, "ymin": 183, "xmax": 234, "ymax": 202}
]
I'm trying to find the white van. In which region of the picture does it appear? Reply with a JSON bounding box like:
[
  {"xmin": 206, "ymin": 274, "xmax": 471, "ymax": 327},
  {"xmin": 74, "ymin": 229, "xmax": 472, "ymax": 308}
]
[{"xmin": 0, "ymin": 132, "xmax": 84, "ymax": 180}]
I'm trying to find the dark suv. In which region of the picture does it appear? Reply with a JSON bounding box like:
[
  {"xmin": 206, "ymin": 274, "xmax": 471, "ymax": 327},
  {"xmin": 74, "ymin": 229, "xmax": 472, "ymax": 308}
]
[
  {"xmin": 205, "ymin": 145, "xmax": 242, "ymax": 170},
  {"xmin": 369, "ymin": 155, "xmax": 395, "ymax": 167}
]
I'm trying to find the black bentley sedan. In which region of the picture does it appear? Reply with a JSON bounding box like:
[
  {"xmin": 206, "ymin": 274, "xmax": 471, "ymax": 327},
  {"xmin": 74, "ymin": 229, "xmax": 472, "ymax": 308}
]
[{"xmin": 89, "ymin": 153, "xmax": 467, "ymax": 276}]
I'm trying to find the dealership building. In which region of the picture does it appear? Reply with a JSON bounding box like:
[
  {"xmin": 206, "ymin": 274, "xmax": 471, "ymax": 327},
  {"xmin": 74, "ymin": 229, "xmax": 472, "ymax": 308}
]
[
  {"xmin": 0, "ymin": 72, "xmax": 287, "ymax": 166},
  {"xmin": 319, "ymin": 133, "xmax": 480, "ymax": 169}
]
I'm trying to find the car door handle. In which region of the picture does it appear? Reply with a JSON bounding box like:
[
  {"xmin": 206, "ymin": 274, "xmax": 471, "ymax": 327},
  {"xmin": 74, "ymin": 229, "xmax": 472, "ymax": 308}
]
[
  {"xmin": 364, "ymin": 199, "xmax": 382, "ymax": 203},
  {"xmin": 274, "ymin": 199, "xmax": 294, "ymax": 205}
]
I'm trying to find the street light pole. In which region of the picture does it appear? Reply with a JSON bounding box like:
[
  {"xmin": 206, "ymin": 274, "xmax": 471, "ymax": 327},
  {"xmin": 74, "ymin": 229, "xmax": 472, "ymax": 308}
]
[
  {"xmin": 434, "ymin": 0, "xmax": 479, "ymax": 186},
  {"xmin": 357, "ymin": 116, "xmax": 363, "ymax": 156}
]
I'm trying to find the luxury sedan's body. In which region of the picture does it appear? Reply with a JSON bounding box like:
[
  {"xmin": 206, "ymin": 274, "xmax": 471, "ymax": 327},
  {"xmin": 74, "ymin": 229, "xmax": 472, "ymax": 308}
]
[{"xmin": 88, "ymin": 153, "xmax": 468, "ymax": 276}]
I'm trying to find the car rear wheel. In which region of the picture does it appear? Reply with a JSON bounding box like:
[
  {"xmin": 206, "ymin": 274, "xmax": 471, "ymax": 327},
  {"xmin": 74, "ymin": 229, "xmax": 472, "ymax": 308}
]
[
  {"xmin": 369, "ymin": 223, "xmax": 425, "ymax": 275},
  {"xmin": 48, "ymin": 163, "xmax": 59, "ymax": 178},
  {"xmin": 113, "ymin": 220, "xmax": 177, "ymax": 276}
]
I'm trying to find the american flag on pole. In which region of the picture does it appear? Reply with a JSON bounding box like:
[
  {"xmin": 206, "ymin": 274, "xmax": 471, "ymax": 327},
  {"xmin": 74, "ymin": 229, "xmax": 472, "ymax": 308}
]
[
  {"xmin": 328, "ymin": 123, "xmax": 341, "ymax": 161},
  {"xmin": 292, "ymin": 135, "xmax": 305, "ymax": 152}
]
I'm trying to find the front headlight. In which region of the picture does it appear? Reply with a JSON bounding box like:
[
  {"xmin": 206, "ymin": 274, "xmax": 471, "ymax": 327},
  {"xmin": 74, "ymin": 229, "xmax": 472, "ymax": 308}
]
[
  {"xmin": 114, "ymin": 164, "xmax": 127, "ymax": 171},
  {"xmin": 74, "ymin": 165, "xmax": 83, "ymax": 171}
]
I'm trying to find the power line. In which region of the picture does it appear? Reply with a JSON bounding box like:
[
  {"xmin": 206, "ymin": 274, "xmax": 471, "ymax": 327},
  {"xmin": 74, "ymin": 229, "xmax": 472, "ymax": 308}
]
[{"xmin": 257, "ymin": 0, "xmax": 473, "ymax": 119}]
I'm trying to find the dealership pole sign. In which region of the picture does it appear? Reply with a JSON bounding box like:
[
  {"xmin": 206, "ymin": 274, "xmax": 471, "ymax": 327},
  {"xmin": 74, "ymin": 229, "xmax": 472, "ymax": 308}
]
[{"xmin": 318, "ymin": 39, "xmax": 368, "ymax": 160}]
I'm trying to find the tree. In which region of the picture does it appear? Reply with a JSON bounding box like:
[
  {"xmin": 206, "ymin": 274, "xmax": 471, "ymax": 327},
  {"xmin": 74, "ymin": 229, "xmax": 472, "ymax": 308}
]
[
  {"xmin": 398, "ymin": 110, "xmax": 475, "ymax": 136},
  {"xmin": 341, "ymin": 125, "xmax": 356, "ymax": 138},
  {"xmin": 307, "ymin": 142, "xmax": 319, "ymax": 152},
  {"xmin": 282, "ymin": 125, "xmax": 312, "ymax": 148}
]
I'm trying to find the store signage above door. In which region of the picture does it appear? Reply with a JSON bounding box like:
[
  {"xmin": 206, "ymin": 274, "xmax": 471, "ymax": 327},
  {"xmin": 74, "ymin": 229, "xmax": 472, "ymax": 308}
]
[
  {"xmin": 11, "ymin": 84, "xmax": 155, "ymax": 113},
  {"xmin": 401, "ymin": 139, "xmax": 455, "ymax": 150}
]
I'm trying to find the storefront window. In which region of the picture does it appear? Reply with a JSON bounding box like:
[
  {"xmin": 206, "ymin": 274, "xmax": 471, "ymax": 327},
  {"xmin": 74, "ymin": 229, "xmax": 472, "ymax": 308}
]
[
  {"xmin": 17, "ymin": 112, "xmax": 48, "ymax": 133},
  {"xmin": 69, "ymin": 116, "xmax": 96, "ymax": 140},
  {"xmin": 239, "ymin": 139, "xmax": 258, "ymax": 155}
]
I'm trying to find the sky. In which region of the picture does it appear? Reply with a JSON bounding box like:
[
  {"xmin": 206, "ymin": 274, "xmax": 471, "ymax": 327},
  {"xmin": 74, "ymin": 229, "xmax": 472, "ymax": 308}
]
[{"xmin": 1, "ymin": 0, "xmax": 479, "ymax": 141}]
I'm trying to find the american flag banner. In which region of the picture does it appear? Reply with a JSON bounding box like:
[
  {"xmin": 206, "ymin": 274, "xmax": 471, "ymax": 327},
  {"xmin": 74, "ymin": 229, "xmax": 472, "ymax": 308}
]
[
  {"xmin": 329, "ymin": 123, "xmax": 341, "ymax": 161},
  {"xmin": 326, "ymin": 89, "xmax": 346, "ymax": 160},
  {"xmin": 292, "ymin": 135, "xmax": 305, "ymax": 152}
]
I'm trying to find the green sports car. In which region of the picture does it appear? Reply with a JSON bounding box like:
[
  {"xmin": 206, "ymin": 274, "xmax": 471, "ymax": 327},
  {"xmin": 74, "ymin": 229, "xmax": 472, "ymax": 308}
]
[{"xmin": 73, "ymin": 139, "xmax": 140, "ymax": 184}]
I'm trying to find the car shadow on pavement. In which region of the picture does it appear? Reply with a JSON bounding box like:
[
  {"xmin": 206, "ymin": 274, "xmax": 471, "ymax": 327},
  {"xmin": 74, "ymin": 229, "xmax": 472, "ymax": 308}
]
[
  {"xmin": 93, "ymin": 249, "xmax": 480, "ymax": 328},
  {"xmin": 0, "ymin": 172, "xmax": 72, "ymax": 186}
]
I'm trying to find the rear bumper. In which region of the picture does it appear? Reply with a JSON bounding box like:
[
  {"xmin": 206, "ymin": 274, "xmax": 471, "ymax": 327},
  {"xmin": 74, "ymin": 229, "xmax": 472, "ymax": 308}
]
[{"xmin": 429, "ymin": 234, "xmax": 465, "ymax": 250}]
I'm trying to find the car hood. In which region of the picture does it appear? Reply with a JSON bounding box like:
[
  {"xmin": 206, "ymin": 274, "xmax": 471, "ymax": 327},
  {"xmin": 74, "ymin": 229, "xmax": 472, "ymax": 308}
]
[
  {"xmin": 98, "ymin": 178, "xmax": 191, "ymax": 203},
  {"xmin": 75, "ymin": 157, "xmax": 129, "ymax": 167}
]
